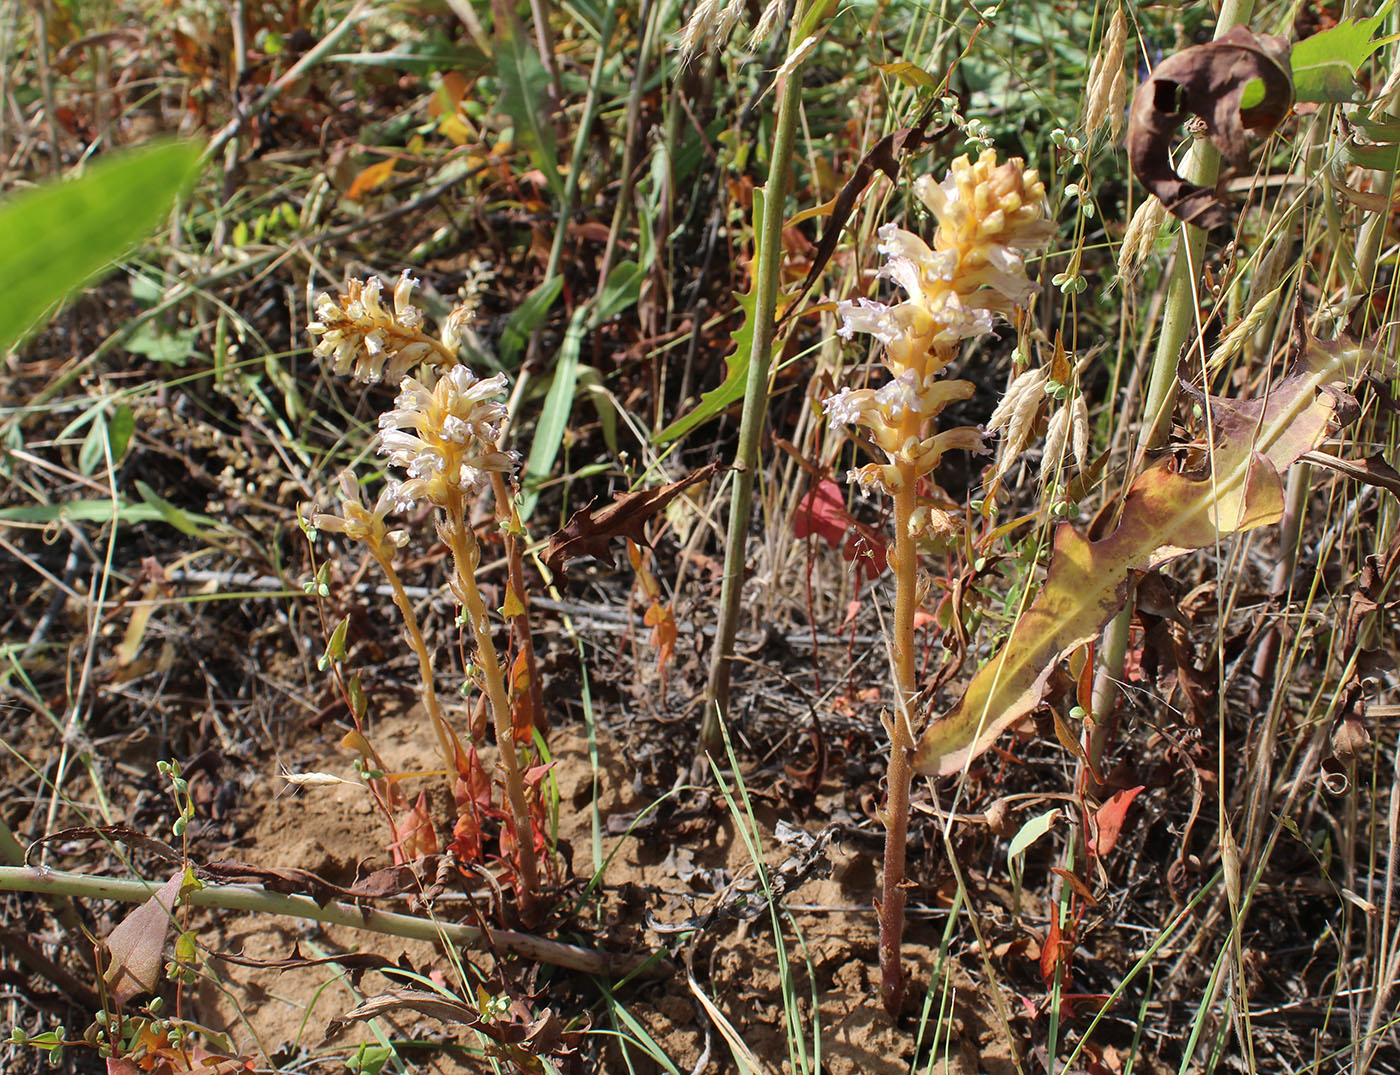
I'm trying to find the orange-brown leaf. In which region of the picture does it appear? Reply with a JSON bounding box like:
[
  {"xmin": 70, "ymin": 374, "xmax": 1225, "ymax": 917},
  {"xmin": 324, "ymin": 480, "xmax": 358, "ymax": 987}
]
[
  {"xmin": 346, "ymin": 158, "xmax": 396, "ymax": 202},
  {"xmin": 915, "ymin": 331, "xmax": 1370, "ymax": 776},
  {"xmin": 544, "ymin": 462, "xmax": 721, "ymax": 580}
]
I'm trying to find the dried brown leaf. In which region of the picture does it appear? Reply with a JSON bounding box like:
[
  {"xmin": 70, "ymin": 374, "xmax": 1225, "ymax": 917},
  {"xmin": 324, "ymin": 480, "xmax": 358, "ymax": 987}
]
[
  {"xmin": 543, "ymin": 461, "xmax": 721, "ymax": 580},
  {"xmin": 1127, "ymin": 26, "xmax": 1293, "ymax": 229},
  {"xmin": 102, "ymin": 871, "xmax": 184, "ymax": 1004}
]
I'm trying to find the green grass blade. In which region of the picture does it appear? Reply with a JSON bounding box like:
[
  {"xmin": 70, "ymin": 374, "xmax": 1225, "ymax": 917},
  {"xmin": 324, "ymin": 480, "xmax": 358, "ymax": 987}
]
[{"xmin": 519, "ymin": 304, "xmax": 587, "ymax": 521}]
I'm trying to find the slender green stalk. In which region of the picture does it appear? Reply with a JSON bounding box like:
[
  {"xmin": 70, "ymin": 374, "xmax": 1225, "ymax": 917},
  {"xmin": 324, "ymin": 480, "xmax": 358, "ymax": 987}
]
[
  {"xmin": 0, "ymin": 866, "xmax": 668, "ymax": 978},
  {"xmin": 443, "ymin": 499, "xmax": 540, "ymax": 921},
  {"xmin": 700, "ymin": 7, "xmax": 810, "ymax": 757}
]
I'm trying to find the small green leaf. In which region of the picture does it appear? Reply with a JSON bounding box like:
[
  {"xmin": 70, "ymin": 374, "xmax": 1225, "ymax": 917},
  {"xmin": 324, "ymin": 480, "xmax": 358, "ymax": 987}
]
[
  {"xmin": 108, "ymin": 404, "xmax": 135, "ymax": 462},
  {"xmin": 347, "ymin": 673, "xmax": 367, "ymax": 720},
  {"xmin": 0, "ymin": 139, "xmax": 202, "ymax": 354},
  {"xmin": 1008, "ymin": 808, "xmax": 1059, "ymax": 864},
  {"xmin": 125, "ymin": 322, "xmax": 198, "ymax": 366},
  {"xmin": 499, "ymin": 276, "xmax": 562, "ymax": 368},
  {"xmin": 323, "ymin": 616, "xmax": 351, "ymax": 668},
  {"xmin": 1291, "ymin": 11, "xmax": 1398, "ymax": 103},
  {"xmin": 79, "ymin": 411, "xmax": 109, "ymax": 477},
  {"xmin": 877, "ymin": 61, "xmax": 938, "ymax": 90}
]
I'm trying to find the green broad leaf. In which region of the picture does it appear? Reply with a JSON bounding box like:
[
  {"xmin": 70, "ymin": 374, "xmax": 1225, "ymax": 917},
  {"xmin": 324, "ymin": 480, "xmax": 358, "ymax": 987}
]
[
  {"xmin": 134, "ymin": 481, "xmax": 235, "ymax": 544},
  {"xmin": 79, "ymin": 411, "xmax": 109, "ymax": 477},
  {"xmin": 1346, "ymin": 112, "xmax": 1400, "ymax": 172},
  {"xmin": 1345, "ymin": 139, "xmax": 1400, "ymax": 172},
  {"xmin": 1007, "ymin": 808, "xmax": 1059, "ymax": 865},
  {"xmin": 520, "ymin": 304, "xmax": 588, "ymax": 521},
  {"xmin": 321, "ymin": 616, "xmax": 351, "ymax": 669},
  {"xmin": 108, "ymin": 404, "xmax": 136, "ymax": 463},
  {"xmin": 499, "ymin": 276, "xmax": 563, "ymax": 369},
  {"xmin": 327, "ymin": 42, "xmax": 488, "ymax": 74},
  {"xmin": 653, "ymin": 284, "xmax": 758, "ymax": 444},
  {"xmin": 494, "ymin": 8, "xmax": 564, "ymax": 201},
  {"xmin": 1291, "ymin": 9, "xmax": 1398, "ymax": 103},
  {"xmin": 0, "ymin": 499, "xmax": 167, "ymax": 525},
  {"xmin": 591, "ymin": 260, "xmax": 643, "ymax": 325},
  {"xmin": 125, "ymin": 321, "xmax": 199, "ymax": 366},
  {"xmin": 1352, "ymin": 114, "xmax": 1400, "ymax": 141},
  {"xmin": 0, "ymin": 139, "xmax": 202, "ymax": 354}
]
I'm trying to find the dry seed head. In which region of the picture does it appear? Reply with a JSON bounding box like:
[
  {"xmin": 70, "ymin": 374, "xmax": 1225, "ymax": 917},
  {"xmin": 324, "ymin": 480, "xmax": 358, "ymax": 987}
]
[
  {"xmin": 1042, "ymin": 406, "xmax": 1071, "ymax": 474},
  {"xmin": 1107, "ymin": 61, "xmax": 1128, "ymax": 139},
  {"xmin": 1084, "ymin": 5, "xmax": 1128, "ymax": 140},
  {"xmin": 1118, "ymin": 196, "xmax": 1167, "ymax": 279},
  {"xmin": 1209, "ymin": 281, "xmax": 1286, "ymax": 373},
  {"xmin": 746, "ymin": 0, "xmax": 785, "ymax": 50},
  {"xmin": 1070, "ymin": 394, "xmax": 1090, "ymax": 470},
  {"xmin": 986, "ymin": 365, "xmax": 1048, "ymax": 433},
  {"xmin": 988, "ymin": 369, "xmax": 1048, "ymax": 485},
  {"xmin": 309, "ymin": 271, "xmax": 463, "ymax": 384},
  {"xmin": 678, "ymin": 0, "xmax": 742, "ymax": 62}
]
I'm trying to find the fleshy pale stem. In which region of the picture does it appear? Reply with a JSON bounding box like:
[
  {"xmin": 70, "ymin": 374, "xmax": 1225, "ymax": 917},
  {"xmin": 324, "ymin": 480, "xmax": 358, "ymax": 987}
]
[
  {"xmin": 881, "ymin": 456, "xmax": 922, "ymax": 1016},
  {"xmin": 372, "ymin": 548, "xmax": 456, "ymax": 777},
  {"xmin": 491, "ymin": 471, "xmax": 546, "ymax": 737},
  {"xmin": 443, "ymin": 497, "xmax": 539, "ymax": 920},
  {"xmin": 700, "ymin": 3, "xmax": 810, "ymax": 759}
]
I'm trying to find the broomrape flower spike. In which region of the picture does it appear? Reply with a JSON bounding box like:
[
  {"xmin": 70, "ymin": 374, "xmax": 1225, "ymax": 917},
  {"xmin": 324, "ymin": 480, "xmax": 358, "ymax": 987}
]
[
  {"xmin": 827, "ymin": 149, "xmax": 1051, "ymax": 505},
  {"xmin": 308, "ymin": 271, "xmax": 467, "ymax": 384},
  {"xmin": 823, "ymin": 148, "xmax": 1049, "ymax": 1019},
  {"xmin": 376, "ymin": 366, "xmax": 518, "ymax": 508}
]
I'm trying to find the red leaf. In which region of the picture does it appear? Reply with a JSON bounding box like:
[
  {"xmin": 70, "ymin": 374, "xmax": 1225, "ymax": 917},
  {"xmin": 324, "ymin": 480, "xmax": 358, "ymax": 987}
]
[
  {"xmin": 1039, "ymin": 903, "xmax": 1062, "ymax": 986},
  {"xmin": 793, "ymin": 479, "xmax": 848, "ymax": 548},
  {"xmin": 1094, "ymin": 785, "xmax": 1146, "ymax": 857},
  {"xmin": 392, "ymin": 791, "xmax": 438, "ymax": 864}
]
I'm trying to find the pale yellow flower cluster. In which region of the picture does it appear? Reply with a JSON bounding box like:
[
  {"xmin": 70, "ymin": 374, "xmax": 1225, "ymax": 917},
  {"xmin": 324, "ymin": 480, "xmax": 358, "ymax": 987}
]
[
  {"xmin": 308, "ymin": 271, "xmax": 468, "ymax": 384},
  {"xmin": 825, "ymin": 150, "xmax": 1050, "ymax": 518},
  {"xmin": 311, "ymin": 470, "xmax": 411, "ymax": 559},
  {"xmin": 306, "ymin": 274, "xmax": 515, "ymax": 544},
  {"xmin": 377, "ymin": 366, "xmax": 517, "ymax": 509}
]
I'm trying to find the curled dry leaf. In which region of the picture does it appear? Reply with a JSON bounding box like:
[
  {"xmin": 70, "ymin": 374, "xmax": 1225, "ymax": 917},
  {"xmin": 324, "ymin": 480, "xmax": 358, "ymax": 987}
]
[
  {"xmin": 543, "ymin": 461, "xmax": 721, "ymax": 580},
  {"xmin": 1127, "ymin": 25, "xmax": 1293, "ymax": 230}
]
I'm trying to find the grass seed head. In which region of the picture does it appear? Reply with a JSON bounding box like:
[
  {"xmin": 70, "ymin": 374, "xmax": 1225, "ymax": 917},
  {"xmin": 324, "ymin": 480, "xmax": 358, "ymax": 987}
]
[{"xmin": 1118, "ymin": 196, "xmax": 1167, "ymax": 279}]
